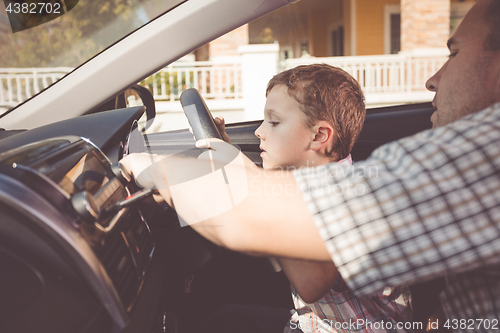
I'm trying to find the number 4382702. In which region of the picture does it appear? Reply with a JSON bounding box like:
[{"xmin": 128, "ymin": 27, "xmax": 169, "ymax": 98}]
[
  {"xmin": 6, "ymin": 2, "xmax": 62, "ymax": 15},
  {"xmin": 444, "ymin": 319, "xmax": 498, "ymax": 330}
]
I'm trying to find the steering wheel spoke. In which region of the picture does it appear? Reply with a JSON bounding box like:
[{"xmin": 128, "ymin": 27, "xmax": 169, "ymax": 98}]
[{"xmin": 180, "ymin": 88, "xmax": 223, "ymax": 141}]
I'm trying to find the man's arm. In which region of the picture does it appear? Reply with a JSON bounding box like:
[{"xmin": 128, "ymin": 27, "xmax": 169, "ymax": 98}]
[
  {"xmin": 120, "ymin": 148, "xmax": 333, "ymax": 261},
  {"xmin": 121, "ymin": 106, "xmax": 500, "ymax": 297}
]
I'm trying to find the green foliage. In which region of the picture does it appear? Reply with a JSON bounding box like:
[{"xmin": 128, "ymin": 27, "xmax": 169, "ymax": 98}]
[
  {"xmin": 141, "ymin": 70, "xmax": 196, "ymax": 100},
  {"xmin": 0, "ymin": 0, "xmax": 142, "ymax": 67},
  {"xmin": 258, "ymin": 27, "xmax": 275, "ymax": 44}
]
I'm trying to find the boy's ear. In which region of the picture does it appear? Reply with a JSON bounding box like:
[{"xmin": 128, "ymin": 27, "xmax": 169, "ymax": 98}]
[{"xmin": 310, "ymin": 122, "xmax": 334, "ymax": 152}]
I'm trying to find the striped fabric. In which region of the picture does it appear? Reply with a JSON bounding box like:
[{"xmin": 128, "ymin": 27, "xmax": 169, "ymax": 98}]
[{"xmin": 288, "ymin": 274, "xmax": 412, "ymax": 333}]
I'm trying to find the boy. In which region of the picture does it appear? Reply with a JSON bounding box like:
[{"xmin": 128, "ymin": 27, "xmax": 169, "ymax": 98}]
[{"xmin": 210, "ymin": 64, "xmax": 413, "ymax": 333}]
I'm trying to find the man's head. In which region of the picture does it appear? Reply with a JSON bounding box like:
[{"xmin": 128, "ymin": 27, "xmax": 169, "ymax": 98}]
[
  {"xmin": 426, "ymin": 0, "xmax": 500, "ymax": 128},
  {"xmin": 255, "ymin": 64, "xmax": 365, "ymax": 169}
]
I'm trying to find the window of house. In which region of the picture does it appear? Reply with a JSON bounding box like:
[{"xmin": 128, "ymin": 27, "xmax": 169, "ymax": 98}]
[
  {"xmin": 330, "ymin": 26, "xmax": 344, "ymax": 57},
  {"xmin": 384, "ymin": 4, "xmax": 401, "ymax": 54},
  {"xmin": 390, "ymin": 14, "xmax": 401, "ymax": 54}
]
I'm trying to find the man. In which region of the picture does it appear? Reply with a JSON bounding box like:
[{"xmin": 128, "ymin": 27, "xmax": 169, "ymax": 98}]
[{"xmin": 121, "ymin": 0, "xmax": 500, "ymax": 329}]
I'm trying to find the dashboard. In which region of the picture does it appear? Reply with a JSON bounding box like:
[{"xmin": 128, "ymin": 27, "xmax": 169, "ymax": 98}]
[{"xmin": 0, "ymin": 107, "xmax": 176, "ymax": 333}]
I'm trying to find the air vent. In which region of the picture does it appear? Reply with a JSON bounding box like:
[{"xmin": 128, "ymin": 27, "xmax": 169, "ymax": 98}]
[{"xmin": 100, "ymin": 232, "xmax": 140, "ymax": 309}]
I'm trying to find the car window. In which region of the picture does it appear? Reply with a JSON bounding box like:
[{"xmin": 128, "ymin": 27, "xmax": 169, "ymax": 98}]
[
  {"xmin": 0, "ymin": 0, "xmax": 476, "ymax": 132},
  {"xmin": 136, "ymin": 0, "xmax": 475, "ymax": 133},
  {"xmin": 0, "ymin": 0, "xmax": 183, "ymax": 113}
]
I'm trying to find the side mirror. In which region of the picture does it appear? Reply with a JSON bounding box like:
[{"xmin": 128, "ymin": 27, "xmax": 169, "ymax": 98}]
[
  {"xmin": 85, "ymin": 84, "xmax": 156, "ymax": 131},
  {"xmin": 124, "ymin": 84, "xmax": 156, "ymax": 130}
]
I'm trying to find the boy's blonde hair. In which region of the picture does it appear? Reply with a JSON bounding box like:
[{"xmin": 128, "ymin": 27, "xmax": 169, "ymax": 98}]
[{"xmin": 266, "ymin": 64, "xmax": 365, "ymax": 161}]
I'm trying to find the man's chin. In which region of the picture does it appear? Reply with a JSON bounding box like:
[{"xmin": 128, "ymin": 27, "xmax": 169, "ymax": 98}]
[{"xmin": 430, "ymin": 111, "xmax": 440, "ymax": 128}]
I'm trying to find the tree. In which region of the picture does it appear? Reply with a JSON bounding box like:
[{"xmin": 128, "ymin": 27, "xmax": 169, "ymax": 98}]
[{"xmin": 0, "ymin": 0, "xmax": 144, "ymax": 67}]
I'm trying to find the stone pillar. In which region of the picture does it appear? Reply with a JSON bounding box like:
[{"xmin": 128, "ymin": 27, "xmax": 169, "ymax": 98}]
[
  {"xmin": 401, "ymin": 0, "xmax": 450, "ymax": 54},
  {"xmin": 238, "ymin": 44, "xmax": 279, "ymax": 121}
]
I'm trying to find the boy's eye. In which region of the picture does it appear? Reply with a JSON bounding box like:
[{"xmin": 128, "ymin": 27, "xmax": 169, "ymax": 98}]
[
  {"xmin": 448, "ymin": 51, "xmax": 458, "ymax": 58},
  {"xmin": 269, "ymin": 121, "xmax": 279, "ymax": 126}
]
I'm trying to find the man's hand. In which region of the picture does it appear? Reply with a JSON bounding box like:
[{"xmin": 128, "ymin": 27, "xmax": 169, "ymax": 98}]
[
  {"xmin": 120, "ymin": 139, "xmax": 248, "ymax": 224},
  {"xmin": 120, "ymin": 153, "xmax": 161, "ymax": 189},
  {"xmin": 120, "ymin": 153, "xmax": 173, "ymax": 205},
  {"xmin": 120, "ymin": 143, "xmax": 332, "ymax": 263}
]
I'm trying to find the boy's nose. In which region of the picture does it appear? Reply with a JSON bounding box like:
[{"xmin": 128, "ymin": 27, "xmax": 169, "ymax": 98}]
[{"xmin": 255, "ymin": 122, "xmax": 264, "ymax": 139}]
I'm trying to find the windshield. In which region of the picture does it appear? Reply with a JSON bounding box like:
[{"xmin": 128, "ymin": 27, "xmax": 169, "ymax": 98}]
[
  {"xmin": 0, "ymin": 0, "xmax": 474, "ymax": 132},
  {"xmin": 0, "ymin": 0, "xmax": 183, "ymax": 109}
]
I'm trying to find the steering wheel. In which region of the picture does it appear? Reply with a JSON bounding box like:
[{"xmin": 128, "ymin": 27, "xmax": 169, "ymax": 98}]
[
  {"xmin": 180, "ymin": 88, "xmax": 223, "ymax": 141},
  {"xmin": 179, "ymin": 88, "xmax": 227, "ymax": 266}
]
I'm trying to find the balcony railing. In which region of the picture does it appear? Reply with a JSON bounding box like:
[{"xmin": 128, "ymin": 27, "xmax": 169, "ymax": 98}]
[
  {"xmin": 142, "ymin": 60, "xmax": 243, "ymax": 101},
  {"xmin": 0, "ymin": 67, "xmax": 73, "ymax": 108},
  {"xmin": 282, "ymin": 53, "xmax": 447, "ymax": 104},
  {"xmin": 0, "ymin": 51, "xmax": 447, "ymax": 115}
]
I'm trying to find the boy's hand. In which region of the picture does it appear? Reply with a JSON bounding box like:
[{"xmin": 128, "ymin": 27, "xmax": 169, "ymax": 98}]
[{"xmin": 214, "ymin": 116, "xmax": 231, "ymax": 143}]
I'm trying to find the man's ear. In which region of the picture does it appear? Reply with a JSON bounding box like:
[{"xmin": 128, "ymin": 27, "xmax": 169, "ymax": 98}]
[{"xmin": 310, "ymin": 121, "xmax": 334, "ymax": 152}]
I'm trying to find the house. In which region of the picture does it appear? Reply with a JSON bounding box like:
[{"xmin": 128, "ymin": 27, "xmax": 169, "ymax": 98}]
[
  {"xmin": 205, "ymin": 0, "xmax": 475, "ymax": 60},
  {"xmin": 0, "ymin": 0, "xmax": 477, "ymax": 131},
  {"xmin": 148, "ymin": 0, "xmax": 473, "ymax": 132}
]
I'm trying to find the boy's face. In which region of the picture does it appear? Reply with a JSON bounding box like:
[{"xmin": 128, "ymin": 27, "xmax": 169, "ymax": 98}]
[{"xmin": 255, "ymin": 85, "xmax": 316, "ymax": 169}]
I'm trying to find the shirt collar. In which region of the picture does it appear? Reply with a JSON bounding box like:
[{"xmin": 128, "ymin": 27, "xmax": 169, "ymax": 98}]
[{"xmin": 337, "ymin": 154, "xmax": 352, "ymax": 165}]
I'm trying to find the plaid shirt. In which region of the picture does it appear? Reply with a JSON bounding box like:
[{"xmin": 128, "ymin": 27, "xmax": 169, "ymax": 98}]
[
  {"xmin": 293, "ymin": 104, "xmax": 500, "ymax": 333},
  {"xmin": 288, "ymin": 155, "xmax": 414, "ymax": 333}
]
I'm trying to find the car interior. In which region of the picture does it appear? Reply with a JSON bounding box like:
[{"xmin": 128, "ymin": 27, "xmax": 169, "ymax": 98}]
[
  {"xmin": 0, "ymin": 88, "xmax": 434, "ymax": 333},
  {"xmin": 0, "ymin": 0, "xmax": 438, "ymax": 332}
]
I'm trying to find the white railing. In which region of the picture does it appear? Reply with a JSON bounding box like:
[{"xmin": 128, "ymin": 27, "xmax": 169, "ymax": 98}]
[
  {"xmin": 0, "ymin": 52, "xmax": 446, "ymax": 116},
  {"xmin": 282, "ymin": 54, "xmax": 447, "ymax": 96},
  {"xmin": 0, "ymin": 67, "xmax": 73, "ymax": 107},
  {"xmin": 142, "ymin": 59, "xmax": 243, "ymax": 102},
  {"xmin": 0, "ymin": 60, "xmax": 243, "ymax": 113}
]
